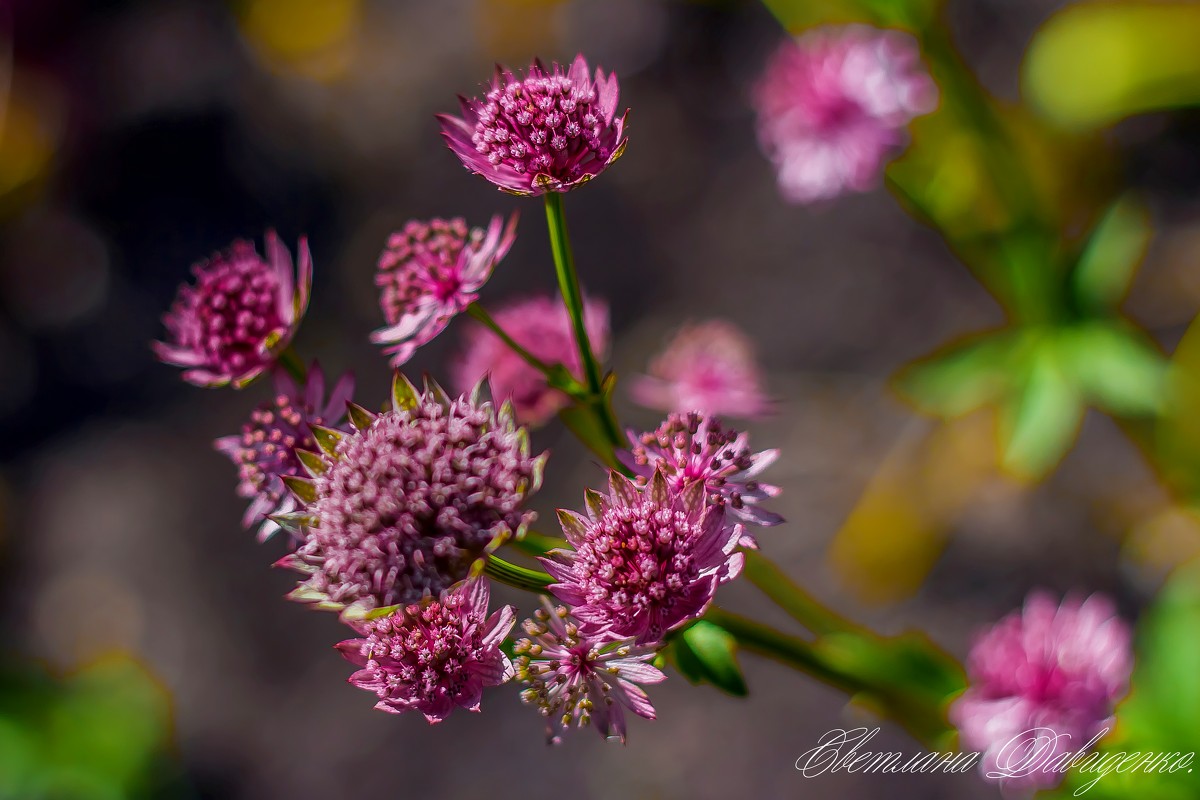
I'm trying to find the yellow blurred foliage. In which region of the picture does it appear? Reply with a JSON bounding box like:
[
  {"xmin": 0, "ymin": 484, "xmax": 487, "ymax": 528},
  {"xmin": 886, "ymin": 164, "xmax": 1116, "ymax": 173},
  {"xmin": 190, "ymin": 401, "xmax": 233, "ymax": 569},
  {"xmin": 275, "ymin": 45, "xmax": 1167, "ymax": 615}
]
[{"xmin": 239, "ymin": 0, "xmax": 362, "ymax": 81}]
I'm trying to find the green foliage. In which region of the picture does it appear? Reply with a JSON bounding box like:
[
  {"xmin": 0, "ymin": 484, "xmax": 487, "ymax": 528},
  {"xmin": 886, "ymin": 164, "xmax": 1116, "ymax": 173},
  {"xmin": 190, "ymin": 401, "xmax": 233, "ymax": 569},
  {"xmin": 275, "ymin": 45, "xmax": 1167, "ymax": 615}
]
[
  {"xmin": 667, "ymin": 621, "xmax": 749, "ymax": 697},
  {"xmin": 761, "ymin": 0, "xmax": 940, "ymax": 31},
  {"xmin": 1071, "ymin": 196, "xmax": 1151, "ymax": 314}
]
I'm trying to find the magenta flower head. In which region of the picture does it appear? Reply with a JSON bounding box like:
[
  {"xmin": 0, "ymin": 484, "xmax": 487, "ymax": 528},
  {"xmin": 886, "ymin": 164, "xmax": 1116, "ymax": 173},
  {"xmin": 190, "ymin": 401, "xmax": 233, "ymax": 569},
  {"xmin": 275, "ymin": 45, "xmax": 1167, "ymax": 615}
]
[
  {"xmin": 950, "ymin": 592, "xmax": 1133, "ymax": 791},
  {"xmin": 452, "ymin": 294, "xmax": 609, "ymax": 427},
  {"xmin": 542, "ymin": 470, "xmax": 744, "ymax": 645},
  {"xmin": 752, "ymin": 26, "xmax": 937, "ymax": 204},
  {"xmin": 631, "ymin": 320, "xmax": 771, "ymax": 419},
  {"xmin": 214, "ymin": 363, "xmax": 354, "ymax": 542},
  {"xmin": 371, "ymin": 214, "xmax": 518, "ymax": 366},
  {"xmin": 438, "ymin": 54, "xmax": 628, "ymax": 195},
  {"xmin": 278, "ymin": 374, "xmax": 547, "ymax": 617},
  {"xmin": 336, "ymin": 577, "xmax": 516, "ymax": 722},
  {"xmin": 514, "ymin": 598, "xmax": 665, "ymax": 744},
  {"xmin": 621, "ymin": 413, "xmax": 782, "ymax": 529},
  {"xmin": 154, "ymin": 231, "xmax": 312, "ymax": 388}
]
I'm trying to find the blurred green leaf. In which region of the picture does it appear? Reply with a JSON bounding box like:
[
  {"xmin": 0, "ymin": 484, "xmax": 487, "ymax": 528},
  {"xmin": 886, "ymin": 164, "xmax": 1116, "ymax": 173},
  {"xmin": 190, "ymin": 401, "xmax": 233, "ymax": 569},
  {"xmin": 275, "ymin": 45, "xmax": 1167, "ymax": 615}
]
[
  {"xmin": 894, "ymin": 330, "xmax": 1019, "ymax": 417},
  {"xmin": 670, "ymin": 621, "xmax": 748, "ymax": 697},
  {"xmin": 1072, "ymin": 195, "xmax": 1152, "ymax": 313},
  {"xmin": 1001, "ymin": 344, "xmax": 1084, "ymax": 479},
  {"xmin": 760, "ymin": 0, "xmax": 938, "ymax": 32},
  {"xmin": 1058, "ymin": 323, "xmax": 1167, "ymax": 416},
  {"xmin": 1025, "ymin": 2, "xmax": 1200, "ymax": 129}
]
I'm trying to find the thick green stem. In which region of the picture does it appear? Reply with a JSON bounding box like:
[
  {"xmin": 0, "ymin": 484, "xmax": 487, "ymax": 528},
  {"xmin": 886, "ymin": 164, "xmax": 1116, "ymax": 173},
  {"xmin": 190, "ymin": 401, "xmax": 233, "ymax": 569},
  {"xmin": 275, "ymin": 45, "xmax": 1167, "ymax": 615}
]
[
  {"xmin": 278, "ymin": 347, "xmax": 307, "ymax": 384},
  {"xmin": 543, "ymin": 193, "xmax": 625, "ymax": 450},
  {"xmin": 508, "ymin": 530, "xmax": 566, "ymax": 558},
  {"xmin": 742, "ymin": 550, "xmax": 859, "ymax": 637},
  {"xmin": 466, "ymin": 303, "xmax": 557, "ymax": 377},
  {"xmin": 483, "ymin": 555, "xmax": 553, "ymax": 593}
]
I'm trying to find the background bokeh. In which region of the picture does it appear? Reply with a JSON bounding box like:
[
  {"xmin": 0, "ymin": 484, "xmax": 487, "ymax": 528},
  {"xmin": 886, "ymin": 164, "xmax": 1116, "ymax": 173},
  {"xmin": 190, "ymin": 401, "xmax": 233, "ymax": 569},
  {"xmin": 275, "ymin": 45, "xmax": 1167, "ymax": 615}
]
[{"xmin": 2, "ymin": 0, "xmax": 1200, "ymax": 797}]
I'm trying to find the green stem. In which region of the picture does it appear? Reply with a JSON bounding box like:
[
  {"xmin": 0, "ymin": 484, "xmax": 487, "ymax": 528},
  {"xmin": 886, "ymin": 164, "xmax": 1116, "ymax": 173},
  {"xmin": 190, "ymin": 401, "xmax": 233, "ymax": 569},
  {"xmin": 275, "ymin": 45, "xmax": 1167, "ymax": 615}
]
[
  {"xmin": 543, "ymin": 193, "xmax": 625, "ymax": 450},
  {"xmin": 742, "ymin": 550, "xmax": 859, "ymax": 637},
  {"xmin": 278, "ymin": 347, "xmax": 307, "ymax": 384},
  {"xmin": 483, "ymin": 555, "xmax": 553, "ymax": 593},
  {"xmin": 508, "ymin": 530, "xmax": 566, "ymax": 558},
  {"xmin": 466, "ymin": 303, "xmax": 557, "ymax": 377}
]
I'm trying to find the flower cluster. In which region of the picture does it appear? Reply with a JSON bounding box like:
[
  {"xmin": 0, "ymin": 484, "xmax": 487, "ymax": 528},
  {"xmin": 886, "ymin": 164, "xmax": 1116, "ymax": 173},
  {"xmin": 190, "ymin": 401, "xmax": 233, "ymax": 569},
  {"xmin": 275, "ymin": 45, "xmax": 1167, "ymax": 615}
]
[
  {"xmin": 214, "ymin": 364, "xmax": 354, "ymax": 542},
  {"xmin": 452, "ymin": 294, "xmax": 609, "ymax": 427},
  {"xmin": 279, "ymin": 376, "xmax": 546, "ymax": 616},
  {"xmin": 752, "ymin": 26, "xmax": 937, "ymax": 203},
  {"xmin": 951, "ymin": 592, "xmax": 1133, "ymax": 791},
  {"xmin": 154, "ymin": 231, "xmax": 312, "ymax": 387}
]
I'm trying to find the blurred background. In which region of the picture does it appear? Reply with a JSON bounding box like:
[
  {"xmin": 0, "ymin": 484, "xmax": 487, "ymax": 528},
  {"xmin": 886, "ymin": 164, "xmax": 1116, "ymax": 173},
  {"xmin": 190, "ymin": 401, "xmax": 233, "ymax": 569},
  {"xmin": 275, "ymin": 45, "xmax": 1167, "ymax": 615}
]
[{"xmin": 3, "ymin": 0, "xmax": 1200, "ymax": 797}]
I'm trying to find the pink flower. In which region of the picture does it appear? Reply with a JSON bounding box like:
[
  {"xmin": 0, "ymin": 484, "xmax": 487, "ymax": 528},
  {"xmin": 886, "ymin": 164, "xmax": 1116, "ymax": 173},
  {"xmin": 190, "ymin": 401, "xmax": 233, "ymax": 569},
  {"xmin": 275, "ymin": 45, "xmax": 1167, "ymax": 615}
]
[
  {"xmin": 214, "ymin": 363, "xmax": 354, "ymax": 542},
  {"xmin": 752, "ymin": 26, "xmax": 936, "ymax": 203},
  {"xmin": 452, "ymin": 294, "xmax": 609, "ymax": 427},
  {"xmin": 621, "ymin": 412, "xmax": 782, "ymax": 529},
  {"xmin": 336, "ymin": 578, "xmax": 516, "ymax": 722},
  {"xmin": 371, "ymin": 214, "xmax": 518, "ymax": 366},
  {"xmin": 279, "ymin": 376, "xmax": 546, "ymax": 616},
  {"xmin": 542, "ymin": 469, "xmax": 744, "ymax": 646},
  {"xmin": 631, "ymin": 320, "xmax": 770, "ymax": 419},
  {"xmin": 514, "ymin": 598, "xmax": 665, "ymax": 744},
  {"xmin": 154, "ymin": 231, "xmax": 312, "ymax": 388},
  {"xmin": 951, "ymin": 592, "xmax": 1133, "ymax": 791},
  {"xmin": 438, "ymin": 54, "xmax": 628, "ymax": 195}
]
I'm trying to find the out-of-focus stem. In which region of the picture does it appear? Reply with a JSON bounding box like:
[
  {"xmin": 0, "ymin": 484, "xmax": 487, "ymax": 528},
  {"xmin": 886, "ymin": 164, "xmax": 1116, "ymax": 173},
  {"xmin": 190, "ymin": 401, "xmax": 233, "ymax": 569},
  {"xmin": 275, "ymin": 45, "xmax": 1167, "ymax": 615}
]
[
  {"xmin": 743, "ymin": 550, "xmax": 859, "ymax": 637},
  {"xmin": 466, "ymin": 303, "xmax": 556, "ymax": 377},
  {"xmin": 508, "ymin": 530, "xmax": 566, "ymax": 558},
  {"xmin": 278, "ymin": 347, "xmax": 308, "ymax": 384}
]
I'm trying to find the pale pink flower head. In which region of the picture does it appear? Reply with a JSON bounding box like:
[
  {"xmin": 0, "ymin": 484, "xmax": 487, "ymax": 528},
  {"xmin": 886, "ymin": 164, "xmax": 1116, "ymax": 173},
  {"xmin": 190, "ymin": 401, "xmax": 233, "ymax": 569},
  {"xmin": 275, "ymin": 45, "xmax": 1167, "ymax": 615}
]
[
  {"xmin": 621, "ymin": 412, "xmax": 783, "ymax": 529},
  {"xmin": 752, "ymin": 25, "xmax": 937, "ymax": 204},
  {"xmin": 951, "ymin": 592, "xmax": 1133, "ymax": 791},
  {"xmin": 336, "ymin": 578, "xmax": 516, "ymax": 722},
  {"xmin": 154, "ymin": 231, "xmax": 312, "ymax": 387},
  {"xmin": 631, "ymin": 320, "xmax": 770, "ymax": 419},
  {"xmin": 514, "ymin": 598, "xmax": 665, "ymax": 744},
  {"xmin": 279, "ymin": 375, "xmax": 547, "ymax": 617},
  {"xmin": 452, "ymin": 294, "xmax": 609, "ymax": 427},
  {"xmin": 214, "ymin": 363, "xmax": 354, "ymax": 542},
  {"xmin": 371, "ymin": 214, "xmax": 518, "ymax": 366},
  {"xmin": 438, "ymin": 54, "xmax": 628, "ymax": 195},
  {"xmin": 542, "ymin": 469, "xmax": 744, "ymax": 645}
]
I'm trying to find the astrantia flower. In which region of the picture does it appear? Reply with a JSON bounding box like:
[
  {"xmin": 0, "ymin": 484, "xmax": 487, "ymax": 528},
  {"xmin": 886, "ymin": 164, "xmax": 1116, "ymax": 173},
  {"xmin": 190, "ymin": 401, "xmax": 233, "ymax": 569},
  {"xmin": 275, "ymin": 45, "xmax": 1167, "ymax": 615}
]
[
  {"xmin": 154, "ymin": 231, "xmax": 312, "ymax": 387},
  {"xmin": 514, "ymin": 598, "xmax": 665, "ymax": 744},
  {"xmin": 452, "ymin": 294, "xmax": 609, "ymax": 427},
  {"xmin": 621, "ymin": 412, "xmax": 782, "ymax": 529},
  {"xmin": 214, "ymin": 363, "xmax": 354, "ymax": 542},
  {"xmin": 438, "ymin": 54, "xmax": 628, "ymax": 195},
  {"xmin": 279, "ymin": 375, "xmax": 546, "ymax": 616},
  {"xmin": 336, "ymin": 578, "xmax": 515, "ymax": 722},
  {"xmin": 950, "ymin": 592, "xmax": 1133, "ymax": 791},
  {"xmin": 631, "ymin": 320, "xmax": 770, "ymax": 419},
  {"xmin": 542, "ymin": 470, "xmax": 744, "ymax": 645},
  {"xmin": 752, "ymin": 26, "xmax": 936, "ymax": 204},
  {"xmin": 371, "ymin": 214, "xmax": 518, "ymax": 366}
]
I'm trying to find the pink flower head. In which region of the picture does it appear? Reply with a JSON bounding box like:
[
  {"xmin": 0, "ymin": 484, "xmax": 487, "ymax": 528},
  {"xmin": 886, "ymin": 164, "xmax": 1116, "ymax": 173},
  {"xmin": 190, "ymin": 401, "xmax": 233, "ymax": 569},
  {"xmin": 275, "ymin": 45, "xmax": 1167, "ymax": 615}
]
[
  {"xmin": 950, "ymin": 592, "xmax": 1133, "ymax": 791},
  {"xmin": 214, "ymin": 363, "xmax": 354, "ymax": 542},
  {"xmin": 279, "ymin": 376, "xmax": 547, "ymax": 616},
  {"xmin": 336, "ymin": 578, "xmax": 516, "ymax": 722},
  {"xmin": 621, "ymin": 412, "xmax": 782, "ymax": 529},
  {"xmin": 514, "ymin": 598, "xmax": 665, "ymax": 744},
  {"xmin": 438, "ymin": 54, "xmax": 628, "ymax": 195},
  {"xmin": 631, "ymin": 320, "xmax": 770, "ymax": 419},
  {"xmin": 452, "ymin": 294, "xmax": 609, "ymax": 427},
  {"xmin": 371, "ymin": 214, "xmax": 518, "ymax": 366},
  {"xmin": 154, "ymin": 231, "xmax": 312, "ymax": 388},
  {"xmin": 752, "ymin": 26, "xmax": 937, "ymax": 204},
  {"xmin": 542, "ymin": 469, "xmax": 744, "ymax": 646}
]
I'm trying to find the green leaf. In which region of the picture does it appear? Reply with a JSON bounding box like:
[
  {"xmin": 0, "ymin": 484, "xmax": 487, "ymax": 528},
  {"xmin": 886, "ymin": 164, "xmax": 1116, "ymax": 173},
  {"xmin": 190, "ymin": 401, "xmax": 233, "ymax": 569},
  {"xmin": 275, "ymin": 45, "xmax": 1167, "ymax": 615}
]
[
  {"xmin": 893, "ymin": 331, "xmax": 1017, "ymax": 417},
  {"xmin": 670, "ymin": 621, "xmax": 748, "ymax": 697},
  {"xmin": 1058, "ymin": 323, "xmax": 1167, "ymax": 416},
  {"xmin": 1001, "ymin": 345, "xmax": 1084, "ymax": 480},
  {"xmin": 1072, "ymin": 195, "xmax": 1152, "ymax": 312}
]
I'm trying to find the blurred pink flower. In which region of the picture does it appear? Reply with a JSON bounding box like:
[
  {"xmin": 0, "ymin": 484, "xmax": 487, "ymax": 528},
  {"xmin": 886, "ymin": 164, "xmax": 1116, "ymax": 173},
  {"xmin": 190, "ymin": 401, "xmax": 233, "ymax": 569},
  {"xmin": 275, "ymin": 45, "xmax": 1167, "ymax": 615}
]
[
  {"xmin": 752, "ymin": 26, "xmax": 936, "ymax": 204},
  {"xmin": 621, "ymin": 412, "xmax": 782, "ymax": 529},
  {"xmin": 214, "ymin": 363, "xmax": 354, "ymax": 542},
  {"xmin": 951, "ymin": 592, "xmax": 1133, "ymax": 791},
  {"xmin": 154, "ymin": 231, "xmax": 312, "ymax": 387},
  {"xmin": 543, "ymin": 470, "xmax": 744, "ymax": 645},
  {"xmin": 438, "ymin": 54, "xmax": 628, "ymax": 195},
  {"xmin": 452, "ymin": 294, "xmax": 609, "ymax": 427},
  {"xmin": 371, "ymin": 214, "xmax": 517, "ymax": 366},
  {"xmin": 631, "ymin": 320, "xmax": 770, "ymax": 419},
  {"xmin": 514, "ymin": 598, "xmax": 665, "ymax": 744},
  {"xmin": 336, "ymin": 578, "xmax": 515, "ymax": 722}
]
